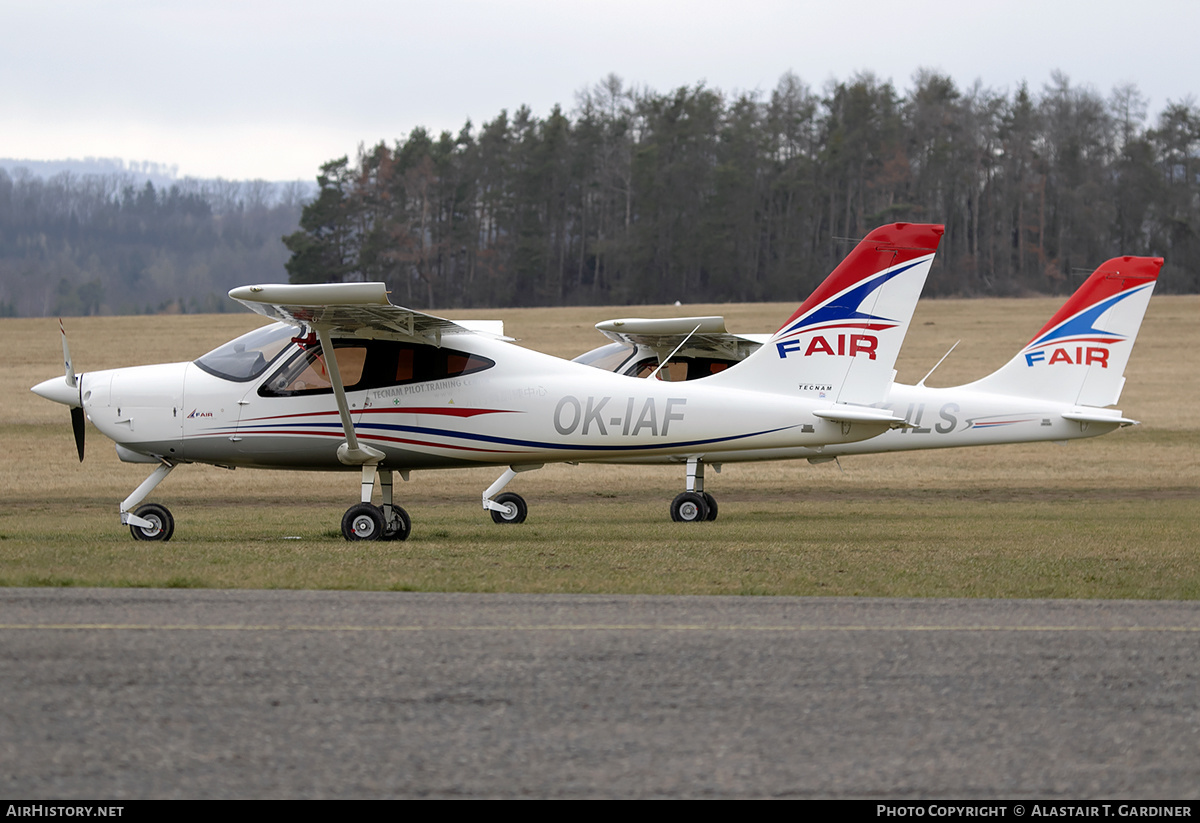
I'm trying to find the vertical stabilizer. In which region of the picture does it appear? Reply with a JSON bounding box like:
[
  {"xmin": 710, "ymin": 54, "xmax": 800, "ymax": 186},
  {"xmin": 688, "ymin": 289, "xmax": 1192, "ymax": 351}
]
[
  {"xmin": 706, "ymin": 223, "xmax": 944, "ymax": 406},
  {"xmin": 964, "ymin": 256, "xmax": 1162, "ymax": 405}
]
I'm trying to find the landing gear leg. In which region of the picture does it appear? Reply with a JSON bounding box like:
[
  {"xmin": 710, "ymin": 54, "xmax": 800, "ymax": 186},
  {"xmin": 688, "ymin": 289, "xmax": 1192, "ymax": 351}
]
[
  {"xmin": 483, "ymin": 464, "xmax": 541, "ymax": 524},
  {"xmin": 670, "ymin": 457, "xmax": 718, "ymax": 522},
  {"xmin": 122, "ymin": 461, "xmax": 177, "ymax": 540},
  {"xmin": 342, "ymin": 464, "xmax": 410, "ymax": 541}
]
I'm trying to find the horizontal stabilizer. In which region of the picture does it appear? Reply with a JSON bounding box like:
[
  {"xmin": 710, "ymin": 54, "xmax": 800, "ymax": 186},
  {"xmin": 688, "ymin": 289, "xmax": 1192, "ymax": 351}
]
[
  {"xmin": 1061, "ymin": 409, "xmax": 1139, "ymax": 427},
  {"xmin": 814, "ymin": 406, "xmax": 911, "ymax": 428}
]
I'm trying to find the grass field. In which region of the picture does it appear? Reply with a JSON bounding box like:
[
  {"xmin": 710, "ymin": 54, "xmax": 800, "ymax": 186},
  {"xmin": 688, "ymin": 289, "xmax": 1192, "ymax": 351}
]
[{"xmin": 3, "ymin": 295, "xmax": 1198, "ymax": 598}]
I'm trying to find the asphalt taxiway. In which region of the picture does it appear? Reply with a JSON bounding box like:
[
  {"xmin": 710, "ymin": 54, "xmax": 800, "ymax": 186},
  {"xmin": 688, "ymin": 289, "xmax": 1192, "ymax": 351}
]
[{"xmin": 1, "ymin": 589, "xmax": 1197, "ymax": 798}]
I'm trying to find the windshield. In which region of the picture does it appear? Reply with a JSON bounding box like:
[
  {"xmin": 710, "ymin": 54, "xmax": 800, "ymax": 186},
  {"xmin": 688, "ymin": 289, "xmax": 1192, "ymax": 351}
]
[
  {"xmin": 571, "ymin": 342, "xmax": 638, "ymax": 373},
  {"xmin": 194, "ymin": 322, "xmax": 296, "ymax": 381}
]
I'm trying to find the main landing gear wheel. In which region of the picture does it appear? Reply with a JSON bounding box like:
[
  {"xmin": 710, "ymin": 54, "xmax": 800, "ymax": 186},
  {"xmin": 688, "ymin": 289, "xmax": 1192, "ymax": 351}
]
[
  {"xmin": 702, "ymin": 492, "xmax": 719, "ymax": 521},
  {"xmin": 382, "ymin": 506, "xmax": 411, "ymax": 541},
  {"xmin": 130, "ymin": 503, "xmax": 175, "ymax": 542},
  {"xmin": 670, "ymin": 491, "xmax": 709, "ymax": 523},
  {"xmin": 342, "ymin": 503, "xmax": 385, "ymax": 541},
  {"xmin": 489, "ymin": 492, "xmax": 527, "ymax": 524}
]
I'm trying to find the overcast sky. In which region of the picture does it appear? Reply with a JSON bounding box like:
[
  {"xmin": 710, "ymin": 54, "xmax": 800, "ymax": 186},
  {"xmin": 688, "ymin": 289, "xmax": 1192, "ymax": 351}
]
[{"xmin": 3, "ymin": 0, "xmax": 1197, "ymax": 182}]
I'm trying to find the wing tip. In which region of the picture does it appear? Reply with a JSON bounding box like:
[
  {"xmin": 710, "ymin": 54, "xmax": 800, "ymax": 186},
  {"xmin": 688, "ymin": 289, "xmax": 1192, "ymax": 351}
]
[{"xmin": 229, "ymin": 282, "xmax": 390, "ymax": 307}]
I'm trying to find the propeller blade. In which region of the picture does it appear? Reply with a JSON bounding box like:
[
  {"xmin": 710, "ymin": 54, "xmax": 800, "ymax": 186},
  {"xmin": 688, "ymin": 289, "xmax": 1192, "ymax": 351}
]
[
  {"xmin": 61, "ymin": 319, "xmax": 83, "ymax": 461},
  {"xmin": 70, "ymin": 406, "xmax": 86, "ymax": 462},
  {"xmin": 60, "ymin": 318, "xmax": 77, "ymax": 389}
]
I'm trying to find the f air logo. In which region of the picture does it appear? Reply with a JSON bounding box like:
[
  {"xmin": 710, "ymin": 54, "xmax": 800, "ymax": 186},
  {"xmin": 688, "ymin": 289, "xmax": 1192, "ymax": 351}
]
[
  {"xmin": 777, "ymin": 333, "xmax": 879, "ymax": 360},
  {"xmin": 1024, "ymin": 347, "xmax": 1110, "ymax": 368}
]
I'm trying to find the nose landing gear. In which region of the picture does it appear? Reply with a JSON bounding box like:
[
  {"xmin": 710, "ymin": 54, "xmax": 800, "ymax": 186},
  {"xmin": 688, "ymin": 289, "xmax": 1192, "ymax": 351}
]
[
  {"xmin": 482, "ymin": 465, "xmax": 540, "ymax": 525},
  {"xmin": 123, "ymin": 461, "xmax": 178, "ymax": 541}
]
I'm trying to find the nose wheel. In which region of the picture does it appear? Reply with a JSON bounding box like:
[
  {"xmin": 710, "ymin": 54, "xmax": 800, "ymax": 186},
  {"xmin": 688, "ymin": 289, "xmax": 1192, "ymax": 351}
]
[
  {"xmin": 122, "ymin": 462, "xmax": 178, "ymax": 540},
  {"xmin": 489, "ymin": 492, "xmax": 527, "ymax": 524},
  {"xmin": 482, "ymin": 465, "xmax": 540, "ymax": 524},
  {"xmin": 129, "ymin": 503, "xmax": 175, "ymax": 541}
]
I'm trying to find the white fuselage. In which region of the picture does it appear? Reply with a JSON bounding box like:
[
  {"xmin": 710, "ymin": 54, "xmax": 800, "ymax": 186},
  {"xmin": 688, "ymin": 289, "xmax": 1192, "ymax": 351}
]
[
  {"xmin": 76, "ymin": 330, "xmax": 900, "ymax": 471},
  {"xmin": 593, "ymin": 380, "xmax": 1123, "ymax": 465},
  {"xmin": 822, "ymin": 382, "xmax": 1124, "ymax": 456}
]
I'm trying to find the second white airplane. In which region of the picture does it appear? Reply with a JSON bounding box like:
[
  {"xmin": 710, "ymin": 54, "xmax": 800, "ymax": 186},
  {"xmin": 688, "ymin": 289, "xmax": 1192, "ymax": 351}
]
[{"xmin": 577, "ymin": 254, "xmax": 1162, "ymax": 515}]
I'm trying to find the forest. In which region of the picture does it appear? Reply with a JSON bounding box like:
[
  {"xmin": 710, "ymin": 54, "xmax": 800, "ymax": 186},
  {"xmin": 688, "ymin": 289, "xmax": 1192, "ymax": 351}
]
[
  {"xmin": 286, "ymin": 71, "xmax": 1200, "ymax": 308},
  {"xmin": 3, "ymin": 69, "xmax": 1197, "ymax": 317},
  {"xmin": 0, "ymin": 172, "xmax": 307, "ymax": 316}
]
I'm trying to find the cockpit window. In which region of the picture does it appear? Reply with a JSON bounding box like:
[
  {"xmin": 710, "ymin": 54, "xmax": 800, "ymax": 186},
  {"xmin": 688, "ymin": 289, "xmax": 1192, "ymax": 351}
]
[
  {"xmin": 259, "ymin": 338, "xmax": 495, "ymax": 397},
  {"xmin": 194, "ymin": 323, "xmax": 296, "ymax": 382},
  {"xmin": 263, "ymin": 343, "xmax": 368, "ymax": 395},
  {"xmin": 630, "ymin": 356, "xmax": 731, "ymax": 381}
]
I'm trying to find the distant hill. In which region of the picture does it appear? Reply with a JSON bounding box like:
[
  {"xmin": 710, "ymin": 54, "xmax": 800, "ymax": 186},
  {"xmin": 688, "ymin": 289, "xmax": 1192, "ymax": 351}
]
[
  {"xmin": 0, "ymin": 157, "xmax": 317, "ymax": 205},
  {"xmin": 0, "ymin": 157, "xmax": 180, "ymax": 189}
]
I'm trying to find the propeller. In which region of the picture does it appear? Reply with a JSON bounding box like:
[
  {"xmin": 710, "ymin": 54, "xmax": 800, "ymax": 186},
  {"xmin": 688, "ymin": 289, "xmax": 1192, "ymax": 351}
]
[
  {"xmin": 31, "ymin": 319, "xmax": 88, "ymax": 460},
  {"xmin": 59, "ymin": 320, "xmax": 85, "ymax": 462}
]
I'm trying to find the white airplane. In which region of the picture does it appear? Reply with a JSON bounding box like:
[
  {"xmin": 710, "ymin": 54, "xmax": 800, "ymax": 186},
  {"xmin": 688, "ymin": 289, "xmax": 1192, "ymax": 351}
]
[
  {"xmin": 30, "ymin": 222, "xmax": 946, "ymax": 541},
  {"xmin": 576, "ymin": 254, "xmax": 1162, "ymax": 492}
]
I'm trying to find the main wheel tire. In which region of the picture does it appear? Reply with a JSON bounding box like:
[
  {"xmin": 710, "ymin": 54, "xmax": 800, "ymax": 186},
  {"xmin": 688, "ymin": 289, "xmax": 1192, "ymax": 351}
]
[
  {"xmin": 130, "ymin": 503, "xmax": 175, "ymax": 542},
  {"xmin": 489, "ymin": 492, "xmax": 528, "ymax": 524},
  {"xmin": 670, "ymin": 491, "xmax": 709, "ymax": 523},
  {"xmin": 702, "ymin": 492, "xmax": 719, "ymax": 521},
  {"xmin": 382, "ymin": 506, "xmax": 412, "ymax": 541},
  {"xmin": 342, "ymin": 503, "xmax": 385, "ymax": 541}
]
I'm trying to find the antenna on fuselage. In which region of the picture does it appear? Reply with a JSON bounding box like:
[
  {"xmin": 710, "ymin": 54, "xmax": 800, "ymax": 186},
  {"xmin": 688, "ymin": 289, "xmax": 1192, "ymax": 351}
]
[{"xmin": 916, "ymin": 340, "xmax": 960, "ymax": 388}]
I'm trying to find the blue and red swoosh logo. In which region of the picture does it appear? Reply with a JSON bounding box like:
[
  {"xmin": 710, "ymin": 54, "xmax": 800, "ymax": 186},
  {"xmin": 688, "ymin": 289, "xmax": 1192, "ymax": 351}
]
[{"xmin": 773, "ymin": 260, "xmax": 925, "ymax": 343}]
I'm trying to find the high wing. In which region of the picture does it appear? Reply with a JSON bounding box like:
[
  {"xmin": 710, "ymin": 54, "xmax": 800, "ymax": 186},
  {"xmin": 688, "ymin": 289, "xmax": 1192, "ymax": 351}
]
[
  {"xmin": 594, "ymin": 316, "xmax": 764, "ymax": 362},
  {"xmin": 227, "ymin": 283, "xmax": 506, "ymax": 344}
]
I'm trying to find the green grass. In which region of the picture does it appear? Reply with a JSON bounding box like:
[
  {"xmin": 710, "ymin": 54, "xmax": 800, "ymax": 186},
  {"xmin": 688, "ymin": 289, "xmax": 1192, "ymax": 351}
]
[{"xmin": 0, "ymin": 490, "xmax": 1197, "ymax": 598}]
